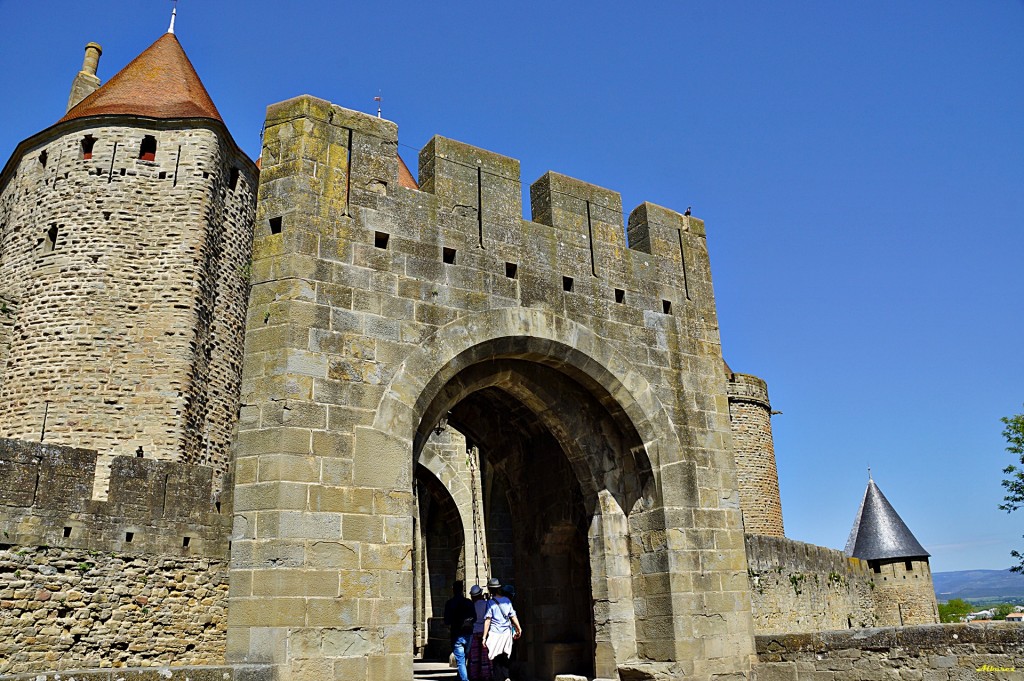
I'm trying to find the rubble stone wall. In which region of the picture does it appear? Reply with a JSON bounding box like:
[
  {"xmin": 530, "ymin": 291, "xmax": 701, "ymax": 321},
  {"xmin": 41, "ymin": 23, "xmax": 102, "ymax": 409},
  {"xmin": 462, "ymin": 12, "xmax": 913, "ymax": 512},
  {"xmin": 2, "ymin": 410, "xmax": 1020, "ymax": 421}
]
[
  {"xmin": 0, "ymin": 547, "xmax": 228, "ymax": 674},
  {"xmin": 0, "ymin": 438, "xmax": 232, "ymax": 674}
]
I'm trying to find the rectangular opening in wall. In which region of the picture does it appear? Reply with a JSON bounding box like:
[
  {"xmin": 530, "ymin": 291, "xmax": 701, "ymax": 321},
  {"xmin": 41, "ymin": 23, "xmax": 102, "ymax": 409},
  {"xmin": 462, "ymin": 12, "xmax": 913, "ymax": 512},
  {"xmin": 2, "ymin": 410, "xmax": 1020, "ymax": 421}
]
[
  {"xmin": 81, "ymin": 135, "xmax": 96, "ymax": 160},
  {"xmin": 139, "ymin": 135, "xmax": 156, "ymax": 162},
  {"xmin": 505, "ymin": 262, "xmax": 518, "ymax": 279},
  {"xmin": 269, "ymin": 216, "xmax": 283, "ymax": 235},
  {"xmin": 125, "ymin": 532, "xmax": 134, "ymax": 543},
  {"xmin": 63, "ymin": 527, "xmax": 72, "ymax": 538},
  {"xmin": 870, "ymin": 560, "xmax": 880, "ymax": 574},
  {"xmin": 662, "ymin": 299, "xmax": 672, "ymax": 315},
  {"xmin": 615, "ymin": 288, "xmax": 625, "ymax": 304},
  {"xmin": 158, "ymin": 171, "xmax": 167, "ymax": 180},
  {"xmin": 562, "ymin": 276, "xmax": 574, "ymax": 292},
  {"xmin": 228, "ymin": 167, "xmax": 239, "ymax": 190},
  {"xmin": 182, "ymin": 536, "xmax": 191, "ymax": 548},
  {"xmin": 374, "ymin": 231, "xmax": 390, "ymax": 249},
  {"xmin": 905, "ymin": 560, "xmax": 913, "ymax": 571},
  {"xmin": 43, "ymin": 224, "xmax": 59, "ymax": 253},
  {"xmin": 442, "ymin": 247, "xmax": 457, "ymax": 264},
  {"xmin": 39, "ymin": 150, "xmax": 48, "ymax": 168}
]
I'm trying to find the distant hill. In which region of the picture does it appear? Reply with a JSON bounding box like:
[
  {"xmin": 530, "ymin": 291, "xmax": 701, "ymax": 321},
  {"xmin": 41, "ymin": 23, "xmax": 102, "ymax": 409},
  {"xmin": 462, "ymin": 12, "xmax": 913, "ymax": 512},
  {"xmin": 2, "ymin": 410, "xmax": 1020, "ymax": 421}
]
[{"xmin": 933, "ymin": 570, "xmax": 1024, "ymax": 602}]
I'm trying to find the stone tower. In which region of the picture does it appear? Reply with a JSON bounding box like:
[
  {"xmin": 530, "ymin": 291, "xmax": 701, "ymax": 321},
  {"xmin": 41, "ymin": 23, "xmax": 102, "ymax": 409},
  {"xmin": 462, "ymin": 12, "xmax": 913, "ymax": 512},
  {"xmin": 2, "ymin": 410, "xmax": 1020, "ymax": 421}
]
[
  {"xmin": 0, "ymin": 29, "xmax": 257, "ymax": 488},
  {"xmin": 727, "ymin": 370, "xmax": 784, "ymax": 536},
  {"xmin": 846, "ymin": 477, "xmax": 939, "ymax": 625}
]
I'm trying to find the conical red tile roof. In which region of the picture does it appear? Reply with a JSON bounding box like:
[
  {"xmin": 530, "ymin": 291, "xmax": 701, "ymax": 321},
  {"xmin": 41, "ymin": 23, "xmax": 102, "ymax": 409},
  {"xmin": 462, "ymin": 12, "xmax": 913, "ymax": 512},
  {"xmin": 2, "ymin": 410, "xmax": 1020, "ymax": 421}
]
[
  {"xmin": 397, "ymin": 153, "xmax": 418, "ymax": 189},
  {"xmin": 59, "ymin": 33, "xmax": 222, "ymax": 124}
]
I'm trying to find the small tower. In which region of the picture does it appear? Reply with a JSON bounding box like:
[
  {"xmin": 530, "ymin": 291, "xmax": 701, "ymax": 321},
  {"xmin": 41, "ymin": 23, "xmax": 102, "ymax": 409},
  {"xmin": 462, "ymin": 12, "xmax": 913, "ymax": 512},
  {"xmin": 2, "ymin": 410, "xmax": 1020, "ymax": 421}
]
[
  {"xmin": 0, "ymin": 27, "xmax": 257, "ymax": 491},
  {"xmin": 845, "ymin": 477, "xmax": 939, "ymax": 625},
  {"xmin": 726, "ymin": 367, "xmax": 784, "ymax": 536}
]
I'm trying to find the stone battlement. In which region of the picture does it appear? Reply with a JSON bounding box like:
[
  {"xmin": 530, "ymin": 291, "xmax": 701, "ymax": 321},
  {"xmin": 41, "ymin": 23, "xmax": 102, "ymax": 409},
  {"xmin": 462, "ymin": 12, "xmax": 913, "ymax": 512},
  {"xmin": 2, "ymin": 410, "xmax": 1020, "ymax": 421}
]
[
  {"xmin": 727, "ymin": 372, "xmax": 771, "ymax": 407},
  {"xmin": 0, "ymin": 438, "xmax": 230, "ymax": 558},
  {"xmin": 254, "ymin": 95, "xmax": 708, "ymax": 322}
]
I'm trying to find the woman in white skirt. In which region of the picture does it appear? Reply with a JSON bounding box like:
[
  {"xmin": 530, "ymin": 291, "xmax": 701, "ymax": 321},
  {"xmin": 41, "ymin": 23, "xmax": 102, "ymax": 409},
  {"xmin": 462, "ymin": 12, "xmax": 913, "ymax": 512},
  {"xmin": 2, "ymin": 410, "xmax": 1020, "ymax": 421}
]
[{"xmin": 481, "ymin": 578, "xmax": 522, "ymax": 681}]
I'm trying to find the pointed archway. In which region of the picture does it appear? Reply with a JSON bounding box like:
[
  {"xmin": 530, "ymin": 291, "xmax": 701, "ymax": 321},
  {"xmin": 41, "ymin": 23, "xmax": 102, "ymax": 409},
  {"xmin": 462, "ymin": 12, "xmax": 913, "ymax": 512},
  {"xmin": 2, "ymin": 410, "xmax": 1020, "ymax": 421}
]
[{"xmin": 412, "ymin": 356, "xmax": 654, "ymax": 679}]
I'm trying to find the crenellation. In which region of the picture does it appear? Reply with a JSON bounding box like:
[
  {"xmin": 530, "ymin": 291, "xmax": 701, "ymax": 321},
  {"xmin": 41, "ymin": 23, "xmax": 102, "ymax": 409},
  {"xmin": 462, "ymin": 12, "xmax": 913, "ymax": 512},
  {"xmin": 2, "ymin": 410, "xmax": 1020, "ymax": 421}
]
[
  {"xmin": 418, "ymin": 136, "xmax": 522, "ymax": 243},
  {"xmin": 0, "ymin": 438, "xmax": 230, "ymax": 559}
]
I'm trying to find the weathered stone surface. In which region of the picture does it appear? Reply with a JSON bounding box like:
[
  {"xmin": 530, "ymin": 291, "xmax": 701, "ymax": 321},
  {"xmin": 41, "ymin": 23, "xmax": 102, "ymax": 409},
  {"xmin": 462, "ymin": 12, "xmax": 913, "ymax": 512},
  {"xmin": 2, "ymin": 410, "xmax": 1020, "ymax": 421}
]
[
  {"xmin": 754, "ymin": 623, "xmax": 1024, "ymax": 680},
  {"xmin": 0, "ymin": 545, "xmax": 228, "ymax": 674}
]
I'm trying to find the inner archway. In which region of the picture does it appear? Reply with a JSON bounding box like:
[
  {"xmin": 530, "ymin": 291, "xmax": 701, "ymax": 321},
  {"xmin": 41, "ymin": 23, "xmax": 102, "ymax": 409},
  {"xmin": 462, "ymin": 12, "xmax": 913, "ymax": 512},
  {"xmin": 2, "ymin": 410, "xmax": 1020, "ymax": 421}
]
[{"xmin": 413, "ymin": 356, "xmax": 654, "ymax": 680}]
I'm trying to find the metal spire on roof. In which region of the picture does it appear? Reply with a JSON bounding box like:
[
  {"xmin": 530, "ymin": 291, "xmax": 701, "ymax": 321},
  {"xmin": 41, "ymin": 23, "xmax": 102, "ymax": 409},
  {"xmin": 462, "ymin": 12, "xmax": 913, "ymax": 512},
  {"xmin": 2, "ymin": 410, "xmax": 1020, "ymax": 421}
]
[{"xmin": 168, "ymin": 0, "xmax": 177, "ymax": 34}]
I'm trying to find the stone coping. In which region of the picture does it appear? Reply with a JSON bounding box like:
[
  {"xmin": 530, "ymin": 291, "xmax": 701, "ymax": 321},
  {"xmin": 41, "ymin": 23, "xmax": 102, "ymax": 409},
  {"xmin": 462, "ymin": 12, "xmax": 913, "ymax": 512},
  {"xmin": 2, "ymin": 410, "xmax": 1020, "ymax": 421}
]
[{"xmin": 756, "ymin": 621, "xmax": 1024, "ymax": 657}]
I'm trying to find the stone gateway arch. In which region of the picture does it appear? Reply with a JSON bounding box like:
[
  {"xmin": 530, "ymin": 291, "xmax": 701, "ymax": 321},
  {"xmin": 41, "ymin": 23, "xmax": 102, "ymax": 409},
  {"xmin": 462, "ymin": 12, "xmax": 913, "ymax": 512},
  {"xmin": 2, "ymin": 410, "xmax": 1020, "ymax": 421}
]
[{"xmin": 227, "ymin": 96, "xmax": 755, "ymax": 680}]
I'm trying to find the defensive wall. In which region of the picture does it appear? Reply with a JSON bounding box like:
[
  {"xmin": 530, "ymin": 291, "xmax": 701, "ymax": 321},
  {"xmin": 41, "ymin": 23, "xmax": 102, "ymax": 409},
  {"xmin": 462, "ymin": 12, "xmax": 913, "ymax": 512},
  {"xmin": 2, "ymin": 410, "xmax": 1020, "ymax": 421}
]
[
  {"xmin": 752, "ymin": 623, "xmax": 1024, "ymax": 680},
  {"xmin": 0, "ymin": 438, "xmax": 232, "ymax": 674},
  {"xmin": 0, "ymin": 117, "xmax": 257, "ymax": 491},
  {"xmin": 745, "ymin": 535, "xmax": 878, "ymax": 635}
]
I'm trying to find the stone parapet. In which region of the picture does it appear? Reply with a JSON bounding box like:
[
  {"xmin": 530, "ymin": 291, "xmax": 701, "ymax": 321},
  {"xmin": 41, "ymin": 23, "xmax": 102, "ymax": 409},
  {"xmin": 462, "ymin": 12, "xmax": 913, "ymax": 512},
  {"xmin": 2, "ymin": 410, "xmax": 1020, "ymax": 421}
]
[
  {"xmin": 0, "ymin": 438, "xmax": 230, "ymax": 559},
  {"xmin": 753, "ymin": 622, "xmax": 1024, "ymax": 680},
  {"xmin": 727, "ymin": 372, "xmax": 770, "ymax": 408},
  {"xmin": 746, "ymin": 535, "xmax": 876, "ymax": 634}
]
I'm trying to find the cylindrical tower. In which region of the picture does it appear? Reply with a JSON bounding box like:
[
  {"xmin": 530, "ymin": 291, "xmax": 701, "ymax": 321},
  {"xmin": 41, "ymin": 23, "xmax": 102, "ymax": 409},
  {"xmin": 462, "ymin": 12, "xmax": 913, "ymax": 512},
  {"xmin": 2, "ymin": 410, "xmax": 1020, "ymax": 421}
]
[
  {"xmin": 726, "ymin": 371, "xmax": 784, "ymax": 536},
  {"xmin": 0, "ymin": 33, "xmax": 257, "ymax": 491}
]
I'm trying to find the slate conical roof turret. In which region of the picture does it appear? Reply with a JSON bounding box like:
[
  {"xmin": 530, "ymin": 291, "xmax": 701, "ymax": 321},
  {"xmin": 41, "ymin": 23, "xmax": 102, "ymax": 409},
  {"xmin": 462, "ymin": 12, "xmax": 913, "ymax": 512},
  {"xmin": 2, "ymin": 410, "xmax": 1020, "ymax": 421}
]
[
  {"xmin": 58, "ymin": 32, "xmax": 222, "ymax": 124},
  {"xmin": 845, "ymin": 478, "xmax": 929, "ymax": 561}
]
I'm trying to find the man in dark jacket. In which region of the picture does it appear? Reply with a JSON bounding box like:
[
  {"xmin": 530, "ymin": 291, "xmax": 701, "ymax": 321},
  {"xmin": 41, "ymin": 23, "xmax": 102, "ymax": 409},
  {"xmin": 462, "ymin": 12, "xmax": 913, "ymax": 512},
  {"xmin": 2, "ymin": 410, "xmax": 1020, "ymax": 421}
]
[{"xmin": 443, "ymin": 581, "xmax": 475, "ymax": 681}]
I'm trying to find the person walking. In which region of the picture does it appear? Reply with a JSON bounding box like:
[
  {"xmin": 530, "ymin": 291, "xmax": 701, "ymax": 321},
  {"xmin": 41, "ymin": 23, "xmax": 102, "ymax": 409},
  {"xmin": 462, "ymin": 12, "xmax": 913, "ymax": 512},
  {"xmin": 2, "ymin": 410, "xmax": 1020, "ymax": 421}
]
[
  {"xmin": 466, "ymin": 584, "xmax": 492, "ymax": 681},
  {"xmin": 481, "ymin": 578, "xmax": 521, "ymax": 681},
  {"xmin": 443, "ymin": 581, "xmax": 475, "ymax": 681}
]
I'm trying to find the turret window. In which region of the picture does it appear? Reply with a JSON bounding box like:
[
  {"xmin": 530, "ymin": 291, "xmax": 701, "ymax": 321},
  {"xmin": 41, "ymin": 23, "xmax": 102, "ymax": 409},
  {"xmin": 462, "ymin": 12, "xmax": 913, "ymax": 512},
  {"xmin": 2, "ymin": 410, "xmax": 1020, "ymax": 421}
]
[
  {"xmin": 139, "ymin": 136, "xmax": 157, "ymax": 162},
  {"xmin": 228, "ymin": 167, "xmax": 239, "ymax": 190},
  {"xmin": 81, "ymin": 135, "xmax": 97, "ymax": 160},
  {"xmin": 39, "ymin": 151, "xmax": 48, "ymax": 168},
  {"xmin": 42, "ymin": 224, "xmax": 59, "ymax": 253}
]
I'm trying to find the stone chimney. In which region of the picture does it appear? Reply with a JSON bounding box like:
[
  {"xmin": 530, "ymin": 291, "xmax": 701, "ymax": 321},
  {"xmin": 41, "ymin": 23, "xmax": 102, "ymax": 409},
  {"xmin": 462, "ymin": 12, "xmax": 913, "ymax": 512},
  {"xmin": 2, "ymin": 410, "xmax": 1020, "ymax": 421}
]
[{"xmin": 66, "ymin": 42, "xmax": 103, "ymax": 113}]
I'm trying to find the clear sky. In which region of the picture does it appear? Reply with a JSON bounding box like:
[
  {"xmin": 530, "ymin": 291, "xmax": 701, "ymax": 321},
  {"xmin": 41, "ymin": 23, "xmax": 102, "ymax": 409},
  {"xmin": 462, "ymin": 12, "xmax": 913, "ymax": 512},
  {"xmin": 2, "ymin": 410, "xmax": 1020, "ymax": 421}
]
[{"xmin": 1, "ymin": 1, "xmax": 1021, "ymax": 573}]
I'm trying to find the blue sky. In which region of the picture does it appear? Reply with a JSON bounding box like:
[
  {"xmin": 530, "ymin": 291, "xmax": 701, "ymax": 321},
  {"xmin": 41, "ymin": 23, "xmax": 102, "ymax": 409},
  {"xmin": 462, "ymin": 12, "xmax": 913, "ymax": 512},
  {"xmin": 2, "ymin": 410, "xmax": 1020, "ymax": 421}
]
[{"xmin": 1, "ymin": 1, "xmax": 1022, "ymax": 573}]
